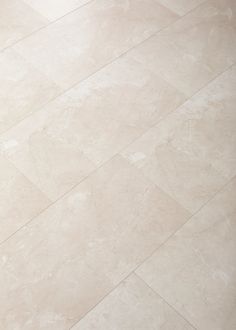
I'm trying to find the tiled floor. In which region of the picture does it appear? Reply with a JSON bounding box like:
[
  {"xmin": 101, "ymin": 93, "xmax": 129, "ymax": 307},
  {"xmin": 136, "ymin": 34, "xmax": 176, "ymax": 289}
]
[{"xmin": 0, "ymin": 0, "xmax": 235, "ymax": 329}]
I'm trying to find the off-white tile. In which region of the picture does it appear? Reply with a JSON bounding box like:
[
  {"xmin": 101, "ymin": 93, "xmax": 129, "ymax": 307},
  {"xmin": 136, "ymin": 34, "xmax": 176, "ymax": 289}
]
[
  {"xmin": 0, "ymin": 155, "xmax": 50, "ymax": 244},
  {"xmin": 156, "ymin": 0, "xmax": 206, "ymax": 16},
  {"xmin": 136, "ymin": 178, "xmax": 236, "ymax": 330},
  {"xmin": 72, "ymin": 274, "xmax": 194, "ymax": 330},
  {"xmin": 0, "ymin": 49, "xmax": 61, "ymax": 135},
  {"xmin": 129, "ymin": 0, "xmax": 236, "ymax": 97},
  {"xmin": 13, "ymin": 0, "xmax": 178, "ymax": 89},
  {"xmin": 24, "ymin": 0, "xmax": 91, "ymax": 21},
  {"xmin": 0, "ymin": 55, "xmax": 185, "ymax": 200},
  {"xmin": 161, "ymin": 0, "xmax": 236, "ymax": 72},
  {"xmin": 0, "ymin": 0, "xmax": 48, "ymax": 50},
  {"xmin": 122, "ymin": 67, "xmax": 236, "ymax": 213},
  {"xmin": 0, "ymin": 156, "xmax": 189, "ymax": 329}
]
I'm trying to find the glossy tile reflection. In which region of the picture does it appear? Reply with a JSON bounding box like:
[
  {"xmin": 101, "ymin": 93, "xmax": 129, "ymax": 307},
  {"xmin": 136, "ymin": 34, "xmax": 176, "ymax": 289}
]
[{"xmin": 0, "ymin": 0, "xmax": 235, "ymax": 329}]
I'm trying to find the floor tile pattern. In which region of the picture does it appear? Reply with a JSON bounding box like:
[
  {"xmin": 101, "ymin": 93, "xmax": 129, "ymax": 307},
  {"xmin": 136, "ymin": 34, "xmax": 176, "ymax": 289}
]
[{"xmin": 0, "ymin": 0, "xmax": 235, "ymax": 329}]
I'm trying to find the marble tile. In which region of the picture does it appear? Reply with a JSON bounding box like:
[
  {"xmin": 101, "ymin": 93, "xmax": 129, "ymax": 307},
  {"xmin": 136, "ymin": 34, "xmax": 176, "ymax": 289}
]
[
  {"xmin": 122, "ymin": 66, "xmax": 236, "ymax": 213},
  {"xmin": 174, "ymin": 65, "xmax": 236, "ymax": 180},
  {"xmin": 156, "ymin": 0, "xmax": 206, "ymax": 16},
  {"xmin": 13, "ymin": 0, "xmax": 178, "ymax": 89},
  {"xmin": 0, "ymin": 49, "xmax": 61, "ymax": 135},
  {"xmin": 0, "ymin": 156, "xmax": 189, "ymax": 329},
  {"xmin": 161, "ymin": 0, "xmax": 236, "ymax": 72},
  {"xmin": 0, "ymin": 155, "xmax": 50, "ymax": 244},
  {"xmin": 0, "ymin": 0, "xmax": 47, "ymax": 50},
  {"xmin": 90, "ymin": 55, "xmax": 186, "ymax": 130},
  {"xmin": 129, "ymin": 0, "xmax": 236, "ymax": 97},
  {"xmin": 0, "ymin": 54, "xmax": 185, "ymax": 200},
  {"xmin": 72, "ymin": 274, "xmax": 194, "ymax": 330},
  {"xmin": 136, "ymin": 178, "xmax": 236, "ymax": 330},
  {"xmin": 24, "ymin": 0, "xmax": 92, "ymax": 21}
]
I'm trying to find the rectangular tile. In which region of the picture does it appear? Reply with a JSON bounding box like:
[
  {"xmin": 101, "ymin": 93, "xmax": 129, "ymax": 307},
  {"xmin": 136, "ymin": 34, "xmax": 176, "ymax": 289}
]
[
  {"xmin": 13, "ymin": 0, "xmax": 178, "ymax": 89},
  {"xmin": 122, "ymin": 66, "xmax": 236, "ymax": 213},
  {"xmin": 72, "ymin": 274, "xmax": 194, "ymax": 330},
  {"xmin": 129, "ymin": 0, "xmax": 236, "ymax": 96},
  {"xmin": 0, "ymin": 54, "xmax": 185, "ymax": 200},
  {"xmin": 0, "ymin": 155, "xmax": 50, "ymax": 244},
  {"xmin": 24, "ymin": 0, "xmax": 91, "ymax": 21},
  {"xmin": 136, "ymin": 178, "xmax": 236, "ymax": 330},
  {"xmin": 0, "ymin": 156, "xmax": 189, "ymax": 329},
  {"xmin": 0, "ymin": 0, "xmax": 48, "ymax": 50},
  {"xmin": 0, "ymin": 49, "xmax": 61, "ymax": 135}
]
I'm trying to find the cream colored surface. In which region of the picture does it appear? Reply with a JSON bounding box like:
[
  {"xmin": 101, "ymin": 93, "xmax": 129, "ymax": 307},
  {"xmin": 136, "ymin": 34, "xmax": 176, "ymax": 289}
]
[
  {"xmin": 23, "ymin": 0, "xmax": 91, "ymax": 21},
  {"xmin": 0, "ymin": 0, "xmax": 48, "ymax": 50},
  {"xmin": 0, "ymin": 156, "xmax": 189, "ymax": 329},
  {"xmin": 0, "ymin": 55, "xmax": 185, "ymax": 200},
  {"xmin": 122, "ymin": 65, "xmax": 236, "ymax": 213},
  {"xmin": 0, "ymin": 155, "xmax": 50, "ymax": 244},
  {"xmin": 136, "ymin": 178, "xmax": 236, "ymax": 330},
  {"xmin": 13, "ymin": 0, "xmax": 178, "ymax": 89},
  {"xmin": 0, "ymin": 0, "xmax": 235, "ymax": 329},
  {"xmin": 0, "ymin": 49, "xmax": 61, "ymax": 134},
  {"xmin": 72, "ymin": 274, "xmax": 194, "ymax": 330}
]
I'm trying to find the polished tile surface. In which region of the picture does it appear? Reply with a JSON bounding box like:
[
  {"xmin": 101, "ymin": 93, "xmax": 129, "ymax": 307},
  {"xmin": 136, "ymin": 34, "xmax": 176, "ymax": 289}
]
[
  {"xmin": 72, "ymin": 274, "xmax": 194, "ymax": 330},
  {"xmin": 0, "ymin": 49, "xmax": 61, "ymax": 134},
  {"xmin": 122, "ymin": 65, "xmax": 236, "ymax": 213},
  {"xmin": 157, "ymin": 0, "xmax": 206, "ymax": 15},
  {"xmin": 0, "ymin": 0, "xmax": 48, "ymax": 50},
  {"xmin": 24, "ymin": 0, "xmax": 92, "ymax": 21},
  {"xmin": 0, "ymin": 0, "xmax": 236, "ymax": 329},
  {"xmin": 13, "ymin": 0, "xmax": 178, "ymax": 89},
  {"xmin": 0, "ymin": 55, "xmax": 185, "ymax": 200},
  {"xmin": 0, "ymin": 155, "xmax": 50, "ymax": 244},
  {"xmin": 136, "ymin": 178, "xmax": 236, "ymax": 330},
  {"xmin": 0, "ymin": 156, "xmax": 189, "ymax": 329}
]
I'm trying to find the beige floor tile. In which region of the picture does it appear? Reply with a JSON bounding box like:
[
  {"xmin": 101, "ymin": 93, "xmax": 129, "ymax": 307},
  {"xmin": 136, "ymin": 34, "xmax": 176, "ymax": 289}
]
[
  {"xmin": 0, "ymin": 156, "xmax": 189, "ymax": 329},
  {"xmin": 72, "ymin": 274, "xmax": 194, "ymax": 330},
  {"xmin": 129, "ymin": 0, "xmax": 236, "ymax": 97},
  {"xmin": 156, "ymin": 0, "xmax": 206, "ymax": 16},
  {"xmin": 136, "ymin": 178, "xmax": 236, "ymax": 330},
  {"xmin": 13, "ymin": 0, "xmax": 178, "ymax": 89},
  {"xmin": 0, "ymin": 0, "xmax": 48, "ymax": 50},
  {"xmin": 24, "ymin": 0, "xmax": 91, "ymax": 21},
  {"xmin": 161, "ymin": 0, "xmax": 236, "ymax": 72},
  {"xmin": 0, "ymin": 155, "xmax": 50, "ymax": 244},
  {"xmin": 0, "ymin": 49, "xmax": 61, "ymax": 135},
  {"xmin": 122, "ymin": 67, "xmax": 236, "ymax": 213},
  {"xmin": 0, "ymin": 55, "xmax": 185, "ymax": 200},
  {"xmin": 176, "ymin": 65, "xmax": 236, "ymax": 180}
]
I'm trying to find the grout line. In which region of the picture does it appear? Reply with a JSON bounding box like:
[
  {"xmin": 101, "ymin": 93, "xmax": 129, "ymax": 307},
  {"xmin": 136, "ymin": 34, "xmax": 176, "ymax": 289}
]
[
  {"xmin": 134, "ymin": 273, "xmax": 198, "ymax": 330},
  {"xmin": 1, "ymin": 0, "xmax": 95, "ymax": 54},
  {"xmin": 0, "ymin": 53, "xmax": 231, "ymax": 246},
  {"xmin": 68, "ymin": 271, "xmax": 138, "ymax": 329},
  {"xmin": 0, "ymin": 0, "xmax": 234, "ymax": 326},
  {"xmin": 0, "ymin": 0, "xmax": 209, "ymax": 138},
  {"xmin": 0, "ymin": 57, "xmax": 234, "ymax": 249},
  {"xmin": 0, "ymin": 0, "xmax": 233, "ymax": 249},
  {"xmin": 132, "ymin": 175, "xmax": 235, "ymax": 274},
  {"xmin": 68, "ymin": 174, "xmax": 235, "ymax": 330},
  {"xmin": 0, "ymin": 152, "xmax": 113, "ymax": 247}
]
